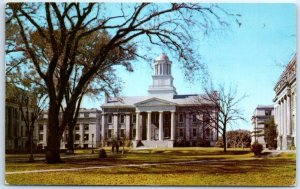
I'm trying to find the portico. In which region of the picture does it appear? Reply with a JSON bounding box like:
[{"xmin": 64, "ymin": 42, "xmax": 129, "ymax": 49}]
[{"xmin": 134, "ymin": 97, "xmax": 176, "ymax": 139}]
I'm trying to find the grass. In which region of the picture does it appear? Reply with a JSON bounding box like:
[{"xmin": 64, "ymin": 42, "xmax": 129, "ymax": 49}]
[{"xmin": 5, "ymin": 147, "xmax": 296, "ymax": 186}]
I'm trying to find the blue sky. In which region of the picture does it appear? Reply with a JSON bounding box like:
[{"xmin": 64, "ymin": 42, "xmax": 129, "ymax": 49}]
[{"xmin": 82, "ymin": 3, "xmax": 296, "ymax": 131}]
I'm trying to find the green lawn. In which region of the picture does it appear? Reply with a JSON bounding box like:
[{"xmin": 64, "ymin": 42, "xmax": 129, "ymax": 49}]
[{"xmin": 5, "ymin": 147, "xmax": 296, "ymax": 186}]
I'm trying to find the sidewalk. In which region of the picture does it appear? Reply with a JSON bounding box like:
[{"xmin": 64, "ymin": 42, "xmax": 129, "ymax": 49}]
[{"xmin": 5, "ymin": 153, "xmax": 98, "ymax": 163}]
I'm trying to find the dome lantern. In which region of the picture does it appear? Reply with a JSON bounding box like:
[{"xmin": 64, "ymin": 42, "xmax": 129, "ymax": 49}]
[{"xmin": 154, "ymin": 53, "xmax": 172, "ymax": 76}]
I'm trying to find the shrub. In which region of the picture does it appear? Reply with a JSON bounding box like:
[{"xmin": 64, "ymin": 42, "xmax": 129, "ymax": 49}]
[
  {"xmin": 215, "ymin": 139, "xmax": 224, "ymax": 148},
  {"xmin": 251, "ymin": 142, "xmax": 263, "ymax": 156},
  {"xmin": 99, "ymin": 149, "xmax": 107, "ymax": 158}
]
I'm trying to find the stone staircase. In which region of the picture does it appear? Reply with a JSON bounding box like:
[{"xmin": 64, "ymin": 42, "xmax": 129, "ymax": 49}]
[{"xmin": 132, "ymin": 140, "xmax": 174, "ymax": 148}]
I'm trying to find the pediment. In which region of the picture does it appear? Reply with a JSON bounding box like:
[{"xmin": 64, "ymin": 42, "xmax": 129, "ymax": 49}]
[{"xmin": 134, "ymin": 97, "xmax": 176, "ymax": 107}]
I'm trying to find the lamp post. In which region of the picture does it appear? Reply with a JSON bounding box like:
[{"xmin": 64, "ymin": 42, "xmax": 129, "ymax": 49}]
[{"xmin": 92, "ymin": 134, "xmax": 94, "ymax": 154}]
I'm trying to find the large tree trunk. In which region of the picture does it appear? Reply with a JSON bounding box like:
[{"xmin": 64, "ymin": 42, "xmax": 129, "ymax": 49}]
[
  {"xmin": 46, "ymin": 103, "xmax": 64, "ymax": 163},
  {"xmin": 67, "ymin": 124, "xmax": 75, "ymax": 154},
  {"xmin": 223, "ymin": 134, "xmax": 227, "ymax": 152},
  {"xmin": 66, "ymin": 94, "xmax": 83, "ymax": 154},
  {"xmin": 28, "ymin": 124, "xmax": 34, "ymax": 162},
  {"xmin": 46, "ymin": 133, "xmax": 63, "ymax": 163}
]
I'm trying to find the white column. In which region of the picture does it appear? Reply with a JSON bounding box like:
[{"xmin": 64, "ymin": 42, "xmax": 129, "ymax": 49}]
[
  {"xmin": 159, "ymin": 111, "xmax": 163, "ymax": 141},
  {"xmin": 276, "ymin": 102, "xmax": 281, "ymax": 150},
  {"xmin": 135, "ymin": 112, "xmax": 141, "ymax": 140},
  {"xmin": 280, "ymin": 100, "xmax": 283, "ymax": 136},
  {"xmin": 170, "ymin": 111, "xmax": 175, "ymax": 141},
  {"xmin": 113, "ymin": 114, "xmax": 118, "ymax": 138},
  {"xmin": 125, "ymin": 114, "xmax": 131, "ymax": 139},
  {"xmin": 185, "ymin": 112, "xmax": 190, "ymax": 141},
  {"xmin": 274, "ymin": 105, "xmax": 277, "ymax": 124},
  {"xmin": 79, "ymin": 123, "xmax": 84, "ymax": 147},
  {"xmin": 147, "ymin": 111, "xmax": 152, "ymax": 140},
  {"xmin": 282, "ymin": 98, "xmax": 287, "ymax": 150},
  {"xmin": 287, "ymin": 95, "xmax": 291, "ymax": 135},
  {"xmin": 284, "ymin": 98, "xmax": 287, "ymax": 135},
  {"xmin": 101, "ymin": 113, "xmax": 105, "ymax": 146},
  {"xmin": 43, "ymin": 124, "xmax": 47, "ymax": 146}
]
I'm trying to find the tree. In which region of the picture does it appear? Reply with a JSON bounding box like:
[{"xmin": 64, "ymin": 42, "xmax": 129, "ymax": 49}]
[
  {"xmin": 192, "ymin": 84, "xmax": 246, "ymax": 152},
  {"xmin": 62, "ymin": 31, "xmax": 126, "ymax": 154},
  {"xmin": 226, "ymin": 129, "xmax": 251, "ymax": 148},
  {"xmin": 6, "ymin": 82, "xmax": 47, "ymax": 162},
  {"xmin": 264, "ymin": 117, "xmax": 277, "ymax": 149},
  {"xmin": 7, "ymin": 3, "xmax": 236, "ymax": 163}
]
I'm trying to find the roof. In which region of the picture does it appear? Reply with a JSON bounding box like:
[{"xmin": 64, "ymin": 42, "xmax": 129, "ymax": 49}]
[
  {"xmin": 101, "ymin": 94, "xmax": 213, "ymax": 108},
  {"xmin": 256, "ymin": 105, "xmax": 274, "ymax": 109},
  {"xmin": 155, "ymin": 53, "xmax": 171, "ymax": 63}
]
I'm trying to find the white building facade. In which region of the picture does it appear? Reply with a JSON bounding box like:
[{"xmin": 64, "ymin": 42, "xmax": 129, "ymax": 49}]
[
  {"xmin": 273, "ymin": 55, "xmax": 296, "ymax": 150},
  {"xmin": 101, "ymin": 54, "xmax": 218, "ymax": 148},
  {"xmin": 5, "ymin": 101, "xmax": 34, "ymax": 151},
  {"xmin": 36, "ymin": 108, "xmax": 101, "ymax": 149},
  {"xmin": 251, "ymin": 105, "xmax": 274, "ymax": 148}
]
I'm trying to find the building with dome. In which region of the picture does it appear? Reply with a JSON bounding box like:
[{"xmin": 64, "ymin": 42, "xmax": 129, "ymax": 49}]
[{"xmin": 101, "ymin": 54, "xmax": 219, "ymax": 148}]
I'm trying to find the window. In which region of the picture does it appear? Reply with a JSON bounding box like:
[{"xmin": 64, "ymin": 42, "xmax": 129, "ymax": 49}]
[
  {"xmin": 265, "ymin": 110, "xmax": 271, "ymax": 116},
  {"xmin": 205, "ymin": 128, "xmax": 211, "ymax": 138},
  {"xmin": 193, "ymin": 128, "xmax": 197, "ymax": 137},
  {"xmin": 192, "ymin": 114, "xmax": 197, "ymax": 123},
  {"xmin": 84, "ymin": 134, "xmax": 89, "ymax": 141},
  {"xmin": 108, "ymin": 129, "xmax": 112, "ymax": 138},
  {"xmin": 75, "ymin": 124, "xmax": 80, "ymax": 131},
  {"xmin": 132, "ymin": 115, "xmax": 136, "ymax": 123},
  {"xmin": 120, "ymin": 114, "xmax": 125, "ymax": 124},
  {"xmin": 132, "ymin": 129, "xmax": 136, "ymax": 138},
  {"xmin": 108, "ymin": 114, "xmax": 113, "ymax": 124},
  {"xmin": 179, "ymin": 129, "xmax": 184, "ymax": 137},
  {"xmin": 39, "ymin": 124, "xmax": 43, "ymax": 131},
  {"xmin": 84, "ymin": 112, "xmax": 89, "ymax": 118},
  {"xmin": 203, "ymin": 113, "xmax": 210, "ymax": 125},
  {"xmin": 179, "ymin": 113, "xmax": 184, "ymax": 123},
  {"xmin": 20, "ymin": 126, "xmax": 23, "ymax": 137},
  {"xmin": 84, "ymin": 124, "xmax": 89, "ymax": 131},
  {"xmin": 120, "ymin": 129, "xmax": 125, "ymax": 138},
  {"xmin": 75, "ymin": 134, "xmax": 80, "ymax": 141},
  {"xmin": 39, "ymin": 134, "xmax": 43, "ymax": 141}
]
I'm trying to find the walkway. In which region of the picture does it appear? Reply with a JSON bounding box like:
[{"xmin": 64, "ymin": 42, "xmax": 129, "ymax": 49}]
[{"xmin": 6, "ymin": 154, "xmax": 97, "ymax": 163}]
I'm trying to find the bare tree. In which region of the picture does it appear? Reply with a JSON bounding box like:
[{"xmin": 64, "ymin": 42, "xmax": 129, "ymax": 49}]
[
  {"xmin": 7, "ymin": 3, "xmax": 236, "ymax": 163},
  {"xmin": 6, "ymin": 82, "xmax": 47, "ymax": 162},
  {"xmin": 192, "ymin": 84, "xmax": 246, "ymax": 152}
]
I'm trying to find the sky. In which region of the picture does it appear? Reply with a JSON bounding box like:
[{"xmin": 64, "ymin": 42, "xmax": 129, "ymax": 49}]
[{"xmin": 82, "ymin": 3, "xmax": 296, "ymax": 131}]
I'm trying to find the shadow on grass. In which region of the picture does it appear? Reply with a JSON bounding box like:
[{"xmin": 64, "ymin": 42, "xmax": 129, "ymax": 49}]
[{"xmin": 95, "ymin": 157, "xmax": 296, "ymax": 176}]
